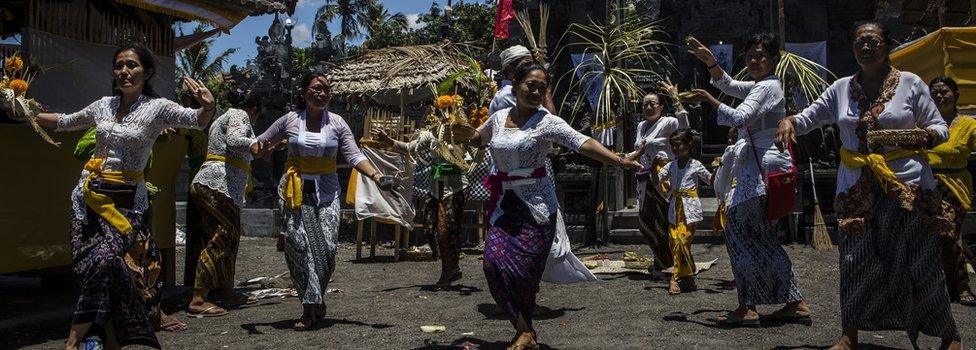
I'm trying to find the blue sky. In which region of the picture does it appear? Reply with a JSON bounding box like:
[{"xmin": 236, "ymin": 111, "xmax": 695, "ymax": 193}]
[{"xmin": 178, "ymin": 0, "xmax": 452, "ymax": 68}]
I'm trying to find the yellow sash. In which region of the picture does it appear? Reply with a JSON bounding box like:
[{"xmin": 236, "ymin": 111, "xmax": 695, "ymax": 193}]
[
  {"xmin": 205, "ymin": 153, "xmax": 252, "ymax": 173},
  {"xmin": 839, "ymin": 147, "xmax": 920, "ymax": 193},
  {"xmin": 675, "ymin": 188, "xmax": 699, "ymax": 198},
  {"xmin": 284, "ymin": 156, "xmax": 338, "ymax": 209},
  {"xmin": 82, "ymin": 158, "xmax": 144, "ymax": 234}
]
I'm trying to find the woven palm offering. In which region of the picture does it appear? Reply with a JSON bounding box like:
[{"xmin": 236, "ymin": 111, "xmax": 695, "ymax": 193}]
[
  {"xmin": 866, "ymin": 128, "xmax": 928, "ymax": 148},
  {"xmin": 428, "ymin": 94, "xmax": 479, "ymax": 171},
  {"xmin": 1, "ymin": 51, "xmax": 57, "ymax": 146}
]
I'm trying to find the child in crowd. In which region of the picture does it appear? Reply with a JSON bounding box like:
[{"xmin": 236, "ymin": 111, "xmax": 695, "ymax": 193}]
[{"xmin": 659, "ymin": 129, "xmax": 712, "ymax": 295}]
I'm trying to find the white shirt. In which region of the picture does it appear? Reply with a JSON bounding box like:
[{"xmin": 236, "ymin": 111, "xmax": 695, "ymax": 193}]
[
  {"xmin": 488, "ymin": 80, "xmax": 517, "ymax": 117},
  {"xmin": 713, "ymin": 141, "xmax": 744, "ymax": 206},
  {"xmin": 478, "ymin": 107, "xmax": 590, "ymax": 225},
  {"xmin": 711, "ymin": 72, "xmax": 793, "ymax": 208},
  {"xmin": 659, "ymin": 158, "xmax": 712, "ymax": 225},
  {"xmin": 191, "ymin": 108, "xmax": 256, "ymax": 208},
  {"xmin": 57, "ymin": 95, "xmax": 201, "ymax": 221},
  {"xmin": 791, "ymin": 72, "xmax": 947, "ymax": 195},
  {"xmin": 630, "ymin": 110, "xmax": 690, "ymax": 167}
]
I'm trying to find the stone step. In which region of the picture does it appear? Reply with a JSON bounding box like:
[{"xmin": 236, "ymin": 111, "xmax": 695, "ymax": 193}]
[
  {"xmin": 609, "ymin": 228, "xmax": 725, "ymax": 245},
  {"xmin": 611, "ymin": 197, "xmax": 719, "ymax": 230}
]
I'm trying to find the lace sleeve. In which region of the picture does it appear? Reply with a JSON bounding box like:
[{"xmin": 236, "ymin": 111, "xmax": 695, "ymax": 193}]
[
  {"xmin": 57, "ymin": 99, "xmax": 100, "ymax": 131},
  {"xmin": 711, "ymin": 72, "xmax": 756, "ymax": 100},
  {"xmin": 716, "ymin": 83, "xmax": 775, "ymax": 128},
  {"xmin": 542, "ymin": 115, "xmax": 589, "ymax": 151},
  {"xmin": 225, "ymin": 109, "xmax": 255, "ymax": 149},
  {"xmin": 158, "ymin": 99, "xmax": 201, "ymax": 129}
]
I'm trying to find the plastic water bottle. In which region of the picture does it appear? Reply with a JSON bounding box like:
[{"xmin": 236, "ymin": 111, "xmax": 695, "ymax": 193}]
[{"xmin": 82, "ymin": 336, "xmax": 103, "ymax": 350}]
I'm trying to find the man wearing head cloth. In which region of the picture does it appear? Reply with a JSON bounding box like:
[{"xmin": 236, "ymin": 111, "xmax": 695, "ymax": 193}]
[{"xmin": 489, "ymin": 45, "xmax": 555, "ymax": 116}]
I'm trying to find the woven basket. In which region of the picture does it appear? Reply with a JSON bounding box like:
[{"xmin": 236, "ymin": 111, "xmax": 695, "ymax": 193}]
[{"xmin": 866, "ymin": 129, "xmax": 928, "ymax": 148}]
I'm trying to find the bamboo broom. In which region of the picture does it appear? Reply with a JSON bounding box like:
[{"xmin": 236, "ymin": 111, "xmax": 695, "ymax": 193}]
[{"xmin": 809, "ymin": 160, "xmax": 834, "ymax": 250}]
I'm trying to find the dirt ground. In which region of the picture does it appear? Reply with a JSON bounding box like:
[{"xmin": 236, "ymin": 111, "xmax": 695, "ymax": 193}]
[{"xmin": 6, "ymin": 237, "xmax": 975, "ymax": 349}]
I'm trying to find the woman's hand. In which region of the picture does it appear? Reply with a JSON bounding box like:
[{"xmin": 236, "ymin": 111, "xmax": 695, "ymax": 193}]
[
  {"xmin": 619, "ymin": 156, "xmax": 644, "ymax": 171},
  {"xmin": 775, "ymin": 116, "xmax": 797, "ymax": 151},
  {"xmin": 183, "ymin": 77, "xmax": 215, "ymax": 111},
  {"xmin": 369, "ymin": 128, "xmax": 395, "ymax": 147},
  {"xmin": 686, "ymin": 37, "xmax": 717, "ymax": 66},
  {"xmin": 683, "ymin": 89, "xmax": 713, "ymax": 103},
  {"xmin": 660, "ymin": 78, "xmax": 680, "ymax": 99}
]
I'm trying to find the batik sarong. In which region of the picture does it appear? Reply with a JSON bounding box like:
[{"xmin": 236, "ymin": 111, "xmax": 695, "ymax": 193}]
[
  {"xmin": 725, "ymin": 196, "xmax": 803, "ymax": 306},
  {"xmin": 840, "ymin": 185, "xmax": 959, "ymax": 344},
  {"xmin": 483, "ymin": 191, "xmax": 555, "ymax": 329},
  {"xmin": 189, "ymin": 183, "xmax": 242, "ymax": 291},
  {"xmin": 71, "ymin": 206, "xmax": 161, "ymax": 348},
  {"xmin": 423, "ymin": 191, "xmax": 466, "ymax": 275},
  {"xmin": 282, "ymin": 185, "xmax": 339, "ymax": 305},
  {"xmin": 637, "ymin": 169, "xmax": 672, "ymax": 271}
]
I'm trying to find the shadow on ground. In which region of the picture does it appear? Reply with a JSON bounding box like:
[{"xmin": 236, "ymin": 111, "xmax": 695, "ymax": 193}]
[{"xmin": 410, "ymin": 336, "xmax": 559, "ymax": 350}]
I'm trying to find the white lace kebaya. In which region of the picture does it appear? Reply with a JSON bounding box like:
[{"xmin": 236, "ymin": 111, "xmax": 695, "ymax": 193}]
[
  {"xmin": 191, "ymin": 108, "xmax": 256, "ymax": 208},
  {"xmin": 56, "ymin": 95, "xmax": 202, "ymax": 221},
  {"xmin": 710, "ymin": 72, "xmax": 793, "ymax": 208},
  {"xmin": 477, "ymin": 107, "xmax": 590, "ymax": 225}
]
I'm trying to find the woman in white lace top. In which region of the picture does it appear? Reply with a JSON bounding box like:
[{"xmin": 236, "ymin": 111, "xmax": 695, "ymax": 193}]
[
  {"xmin": 472, "ymin": 64, "xmax": 642, "ymax": 350},
  {"xmin": 33, "ymin": 44, "xmax": 216, "ymax": 350},
  {"xmin": 185, "ymin": 89, "xmax": 261, "ymax": 318},
  {"xmin": 685, "ymin": 33, "xmax": 809, "ymax": 328},
  {"xmin": 627, "ymin": 80, "xmax": 690, "ymax": 274}
]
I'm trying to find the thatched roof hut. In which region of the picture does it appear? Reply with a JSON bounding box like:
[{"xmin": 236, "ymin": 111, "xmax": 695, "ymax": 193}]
[{"xmin": 328, "ymin": 42, "xmax": 476, "ymax": 106}]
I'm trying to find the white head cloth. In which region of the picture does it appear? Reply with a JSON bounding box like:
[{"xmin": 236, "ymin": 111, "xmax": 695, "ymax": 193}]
[{"xmin": 500, "ymin": 45, "xmax": 532, "ymax": 67}]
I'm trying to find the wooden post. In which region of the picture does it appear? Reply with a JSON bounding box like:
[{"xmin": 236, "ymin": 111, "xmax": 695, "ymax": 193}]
[
  {"xmin": 477, "ymin": 205, "xmax": 485, "ymax": 244},
  {"xmin": 399, "ymin": 87, "xmax": 407, "ymax": 138},
  {"xmin": 778, "ymin": 0, "xmax": 786, "ymax": 49},
  {"xmin": 394, "ymin": 225, "xmax": 402, "ymax": 262},
  {"xmin": 939, "ymin": 0, "xmax": 947, "ymax": 27},
  {"xmin": 356, "ymin": 220, "xmax": 364, "ymax": 260},
  {"xmin": 369, "ymin": 219, "xmax": 377, "ymax": 258}
]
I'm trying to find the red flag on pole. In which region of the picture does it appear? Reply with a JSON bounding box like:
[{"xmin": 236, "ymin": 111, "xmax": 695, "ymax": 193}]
[{"xmin": 494, "ymin": 0, "xmax": 516, "ymax": 39}]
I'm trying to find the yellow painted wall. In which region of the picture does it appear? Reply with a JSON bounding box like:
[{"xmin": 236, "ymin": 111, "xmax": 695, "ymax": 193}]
[{"xmin": 0, "ymin": 124, "xmax": 186, "ymax": 274}]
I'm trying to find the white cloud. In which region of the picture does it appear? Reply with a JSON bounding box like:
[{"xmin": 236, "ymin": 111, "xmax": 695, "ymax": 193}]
[
  {"xmin": 291, "ymin": 24, "xmax": 312, "ymax": 45},
  {"xmin": 297, "ymin": 0, "xmax": 325, "ymax": 10},
  {"xmin": 405, "ymin": 13, "xmax": 424, "ymax": 30}
]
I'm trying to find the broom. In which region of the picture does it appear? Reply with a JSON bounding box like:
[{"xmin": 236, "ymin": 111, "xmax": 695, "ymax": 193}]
[{"xmin": 809, "ymin": 160, "xmax": 834, "ymax": 250}]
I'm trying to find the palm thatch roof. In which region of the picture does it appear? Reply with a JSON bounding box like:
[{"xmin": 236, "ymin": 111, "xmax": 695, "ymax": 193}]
[{"xmin": 328, "ymin": 42, "xmax": 475, "ymax": 97}]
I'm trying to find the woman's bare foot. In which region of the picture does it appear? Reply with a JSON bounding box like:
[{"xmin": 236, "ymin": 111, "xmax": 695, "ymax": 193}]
[
  {"xmin": 828, "ymin": 328, "xmax": 858, "ymax": 350},
  {"xmin": 766, "ymin": 300, "xmax": 812, "ymax": 325},
  {"xmin": 828, "ymin": 335, "xmax": 854, "ymax": 350},
  {"xmin": 941, "ymin": 338, "xmax": 962, "ymax": 350},
  {"xmin": 668, "ymin": 280, "xmax": 681, "ymax": 295},
  {"xmin": 715, "ymin": 305, "xmax": 759, "ymax": 327},
  {"xmin": 508, "ymin": 331, "xmax": 538, "ymax": 350},
  {"xmin": 157, "ymin": 312, "xmax": 187, "ymax": 332}
]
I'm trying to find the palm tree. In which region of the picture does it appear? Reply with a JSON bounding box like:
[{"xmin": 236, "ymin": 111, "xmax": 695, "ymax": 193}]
[
  {"xmin": 176, "ymin": 24, "xmax": 237, "ymax": 82},
  {"xmin": 315, "ymin": 0, "xmax": 378, "ymax": 49},
  {"xmin": 360, "ymin": 3, "xmax": 411, "ymax": 49}
]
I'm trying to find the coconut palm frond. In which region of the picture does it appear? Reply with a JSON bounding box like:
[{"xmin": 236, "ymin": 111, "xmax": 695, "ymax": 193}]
[
  {"xmin": 553, "ymin": 8, "xmax": 673, "ymax": 128},
  {"xmin": 731, "ymin": 50, "xmax": 836, "ymax": 112}
]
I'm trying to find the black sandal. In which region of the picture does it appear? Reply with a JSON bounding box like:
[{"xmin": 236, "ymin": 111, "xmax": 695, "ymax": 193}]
[{"xmin": 293, "ymin": 313, "xmax": 320, "ymax": 331}]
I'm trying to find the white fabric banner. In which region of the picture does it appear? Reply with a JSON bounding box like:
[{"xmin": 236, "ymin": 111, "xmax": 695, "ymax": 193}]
[
  {"xmin": 785, "ymin": 42, "xmax": 828, "ymax": 67},
  {"xmin": 24, "ymin": 29, "xmax": 177, "ymax": 114},
  {"xmin": 709, "ymin": 44, "xmax": 734, "ymax": 73},
  {"xmin": 354, "ymin": 147, "xmax": 416, "ymax": 229}
]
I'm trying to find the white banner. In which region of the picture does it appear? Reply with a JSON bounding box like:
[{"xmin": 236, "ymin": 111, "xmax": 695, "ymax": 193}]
[
  {"xmin": 709, "ymin": 44, "xmax": 734, "ymax": 73},
  {"xmin": 785, "ymin": 42, "xmax": 827, "ymax": 67}
]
